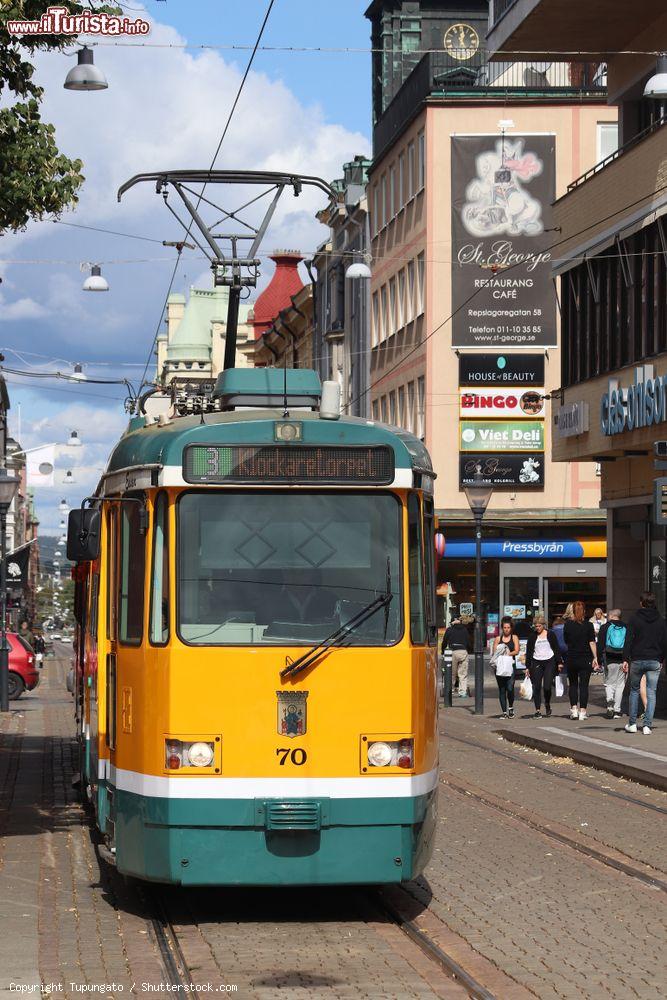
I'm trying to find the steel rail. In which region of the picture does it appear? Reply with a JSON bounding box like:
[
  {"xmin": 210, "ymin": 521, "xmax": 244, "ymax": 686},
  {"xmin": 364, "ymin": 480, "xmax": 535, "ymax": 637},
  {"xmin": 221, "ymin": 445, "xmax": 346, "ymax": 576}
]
[
  {"xmin": 443, "ymin": 776, "xmax": 667, "ymax": 893},
  {"xmin": 442, "ymin": 729, "xmax": 667, "ymax": 816},
  {"xmin": 146, "ymin": 889, "xmax": 192, "ymax": 988},
  {"xmin": 371, "ymin": 889, "xmax": 497, "ymax": 1000}
]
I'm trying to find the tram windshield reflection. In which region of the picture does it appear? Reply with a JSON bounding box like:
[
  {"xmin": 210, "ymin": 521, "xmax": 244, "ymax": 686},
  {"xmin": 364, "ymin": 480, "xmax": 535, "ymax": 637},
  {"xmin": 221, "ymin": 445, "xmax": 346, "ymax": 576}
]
[{"xmin": 178, "ymin": 491, "xmax": 402, "ymax": 646}]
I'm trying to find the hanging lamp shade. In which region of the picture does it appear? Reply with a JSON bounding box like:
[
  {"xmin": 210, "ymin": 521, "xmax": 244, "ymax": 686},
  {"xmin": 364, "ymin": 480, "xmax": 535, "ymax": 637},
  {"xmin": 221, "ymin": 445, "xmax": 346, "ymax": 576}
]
[
  {"xmin": 83, "ymin": 265, "xmax": 109, "ymax": 292},
  {"xmin": 644, "ymin": 54, "xmax": 667, "ymax": 99},
  {"xmin": 64, "ymin": 47, "xmax": 108, "ymax": 92}
]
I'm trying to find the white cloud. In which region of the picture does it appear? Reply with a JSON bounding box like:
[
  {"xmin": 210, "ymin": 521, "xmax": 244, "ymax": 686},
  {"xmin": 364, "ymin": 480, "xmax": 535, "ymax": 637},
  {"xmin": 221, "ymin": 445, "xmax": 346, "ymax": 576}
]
[{"xmin": 0, "ymin": 292, "xmax": 48, "ymax": 321}]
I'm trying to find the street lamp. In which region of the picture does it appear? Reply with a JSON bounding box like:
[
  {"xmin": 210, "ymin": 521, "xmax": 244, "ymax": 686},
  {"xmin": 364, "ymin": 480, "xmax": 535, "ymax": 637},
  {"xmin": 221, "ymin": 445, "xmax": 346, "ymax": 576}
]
[
  {"xmin": 0, "ymin": 468, "xmax": 20, "ymax": 712},
  {"xmin": 644, "ymin": 54, "xmax": 667, "ymax": 99},
  {"xmin": 82, "ymin": 264, "xmax": 109, "ymax": 292},
  {"xmin": 64, "ymin": 46, "xmax": 108, "ymax": 92},
  {"xmin": 463, "ymin": 465, "xmax": 493, "ymax": 715}
]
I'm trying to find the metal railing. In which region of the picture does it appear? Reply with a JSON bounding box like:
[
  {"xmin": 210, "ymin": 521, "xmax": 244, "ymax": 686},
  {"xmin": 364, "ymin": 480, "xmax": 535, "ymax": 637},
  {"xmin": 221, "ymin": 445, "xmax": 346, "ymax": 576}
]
[
  {"xmin": 374, "ymin": 50, "xmax": 606, "ymax": 158},
  {"xmin": 566, "ymin": 115, "xmax": 667, "ymax": 193}
]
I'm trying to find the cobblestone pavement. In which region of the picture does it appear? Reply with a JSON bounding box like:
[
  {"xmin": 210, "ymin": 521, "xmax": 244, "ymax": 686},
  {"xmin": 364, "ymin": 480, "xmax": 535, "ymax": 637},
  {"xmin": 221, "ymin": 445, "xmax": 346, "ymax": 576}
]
[{"xmin": 2, "ymin": 653, "xmax": 666, "ymax": 1000}]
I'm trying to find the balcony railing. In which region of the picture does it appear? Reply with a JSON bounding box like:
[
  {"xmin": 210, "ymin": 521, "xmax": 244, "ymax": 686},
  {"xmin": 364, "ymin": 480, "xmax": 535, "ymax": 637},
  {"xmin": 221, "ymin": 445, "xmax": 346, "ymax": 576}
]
[
  {"xmin": 490, "ymin": 0, "xmax": 521, "ymax": 29},
  {"xmin": 566, "ymin": 115, "xmax": 666, "ymax": 193},
  {"xmin": 374, "ymin": 49, "xmax": 606, "ymax": 157}
]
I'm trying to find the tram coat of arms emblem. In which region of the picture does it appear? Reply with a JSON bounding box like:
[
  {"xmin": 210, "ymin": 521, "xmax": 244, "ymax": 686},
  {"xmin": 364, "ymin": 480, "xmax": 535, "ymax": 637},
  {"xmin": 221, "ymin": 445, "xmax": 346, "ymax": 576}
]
[{"xmin": 277, "ymin": 690, "xmax": 308, "ymax": 738}]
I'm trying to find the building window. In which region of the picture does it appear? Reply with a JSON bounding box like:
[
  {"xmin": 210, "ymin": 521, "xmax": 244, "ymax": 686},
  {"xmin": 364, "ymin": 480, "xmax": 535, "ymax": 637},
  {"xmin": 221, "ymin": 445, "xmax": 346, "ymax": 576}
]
[
  {"xmin": 389, "ymin": 390, "xmax": 397, "ymax": 425},
  {"xmin": 417, "ymin": 131, "xmax": 425, "ymax": 191},
  {"xmin": 398, "ymin": 152, "xmax": 405, "ymax": 210},
  {"xmin": 398, "ymin": 385, "xmax": 406, "ymax": 428},
  {"xmin": 407, "ymin": 381, "xmax": 415, "ymax": 434},
  {"xmin": 417, "ymin": 375, "xmax": 425, "ymax": 439},
  {"xmin": 380, "ymin": 284, "xmax": 388, "ymax": 343},
  {"xmin": 416, "ymin": 252, "xmax": 425, "ymax": 316},
  {"xmin": 390, "ymin": 164, "xmax": 396, "ymax": 219},
  {"xmin": 397, "ymin": 268, "xmax": 406, "ymax": 330},
  {"xmin": 407, "ymin": 260, "xmax": 415, "ymax": 323},
  {"xmin": 372, "ymin": 399, "xmax": 379, "ymax": 421},
  {"xmin": 373, "ymin": 185, "xmax": 380, "ymax": 237},
  {"xmin": 381, "ymin": 395, "xmax": 388, "ymax": 423},
  {"xmin": 388, "ymin": 276, "xmax": 397, "ymax": 337},
  {"xmin": 597, "ymin": 122, "xmax": 619, "ymax": 164},
  {"xmin": 371, "ymin": 291, "xmax": 379, "ymax": 348},
  {"xmin": 407, "ymin": 141, "xmax": 415, "ymax": 198}
]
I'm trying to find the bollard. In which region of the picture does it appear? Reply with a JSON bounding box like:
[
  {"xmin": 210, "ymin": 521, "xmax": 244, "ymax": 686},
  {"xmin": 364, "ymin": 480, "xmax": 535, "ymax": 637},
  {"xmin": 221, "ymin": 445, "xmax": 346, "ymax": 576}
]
[{"xmin": 441, "ymin": 650, "xmax": 453, "ymax": 707}]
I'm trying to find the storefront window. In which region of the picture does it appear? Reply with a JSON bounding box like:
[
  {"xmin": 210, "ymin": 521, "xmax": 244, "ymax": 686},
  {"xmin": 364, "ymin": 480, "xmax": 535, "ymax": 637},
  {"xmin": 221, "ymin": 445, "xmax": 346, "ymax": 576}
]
[{"xmin": 649, "ymin": 522, "xmax": 667, "ymax": 617}]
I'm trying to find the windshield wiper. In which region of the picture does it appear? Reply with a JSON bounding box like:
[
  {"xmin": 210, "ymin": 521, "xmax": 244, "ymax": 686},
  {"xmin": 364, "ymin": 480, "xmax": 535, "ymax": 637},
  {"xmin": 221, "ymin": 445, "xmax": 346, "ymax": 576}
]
[{"xmin": 280, "ymin": 585, "xmax": 393, "ymax": 681}]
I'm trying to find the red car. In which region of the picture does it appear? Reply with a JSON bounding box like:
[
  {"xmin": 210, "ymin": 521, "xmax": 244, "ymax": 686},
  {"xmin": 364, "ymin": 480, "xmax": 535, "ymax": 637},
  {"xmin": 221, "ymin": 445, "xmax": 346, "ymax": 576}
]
[{"xmin": 7, "ymin": 633, "xmax": 39, "ymax": 700}]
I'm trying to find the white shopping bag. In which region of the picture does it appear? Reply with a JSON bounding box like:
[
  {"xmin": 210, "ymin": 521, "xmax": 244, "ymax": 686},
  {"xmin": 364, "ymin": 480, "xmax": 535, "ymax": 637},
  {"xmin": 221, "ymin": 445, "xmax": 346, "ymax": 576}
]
[
  {"xmin": 555, "ymin": 674, "xmax": 567, "ymax": 698},
  {"xmin": 519, "ymin": 676, "xmax": 533, "ymax": 700}
]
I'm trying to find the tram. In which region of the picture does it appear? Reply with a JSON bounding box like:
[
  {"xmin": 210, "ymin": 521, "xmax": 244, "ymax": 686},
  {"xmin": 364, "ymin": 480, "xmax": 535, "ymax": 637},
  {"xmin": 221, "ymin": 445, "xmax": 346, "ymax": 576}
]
[{"xmin": 69, "ymin": 368, "xmax": 439, "ymax": 886}]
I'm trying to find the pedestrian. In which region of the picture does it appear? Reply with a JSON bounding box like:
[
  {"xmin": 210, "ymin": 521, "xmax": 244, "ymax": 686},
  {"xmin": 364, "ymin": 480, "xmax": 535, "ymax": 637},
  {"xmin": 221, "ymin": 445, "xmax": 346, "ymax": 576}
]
[
  {"xmin": 19, "ymin": 619, "xmax": 35, "ymax": 651},
  {"xmin": 623, "ymin": 591, "xmax": 667, "ymax": 736},
  {"xmin": 563, "ymin": 601, "xmax": 598, "ymax": 721},
  {"xmin": 596, "ymin": 609, "xmax": 627, "ymax": 719},
  {"xmin": 442, "ymin": 617, "xmax": 470, "ymax": 698},
  {"xmin": 33, "ymin": 630, "xmax": 46, "ymax": 667},
  {"xmin": 551, "ymin": 614, "xmax": 568, "ymax": 660},
  {"xmin": 491, "ymin": 616, "xmax": 519, "ymax": 719},
  {"xmin": 589, "ymin": 607, "xmax": 607, "ymax": 638},
  {"xmin": 525, "ymin": 615, "xmax": 563, "ymax": 718}
]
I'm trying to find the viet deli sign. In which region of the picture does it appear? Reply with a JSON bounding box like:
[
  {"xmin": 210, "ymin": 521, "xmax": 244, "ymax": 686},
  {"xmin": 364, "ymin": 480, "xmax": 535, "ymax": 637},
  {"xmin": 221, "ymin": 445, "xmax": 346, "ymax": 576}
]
[
  {"xmin": 601, "ymin": 366, "xmax": 667, "ymax": 436},
  {"xmin": 459, "ymin": 387, "xmax": 545, "ymax": 419},
  {"xmin": 460, "ymin": 420, "xmax": 544, "ymax": 452},
  {"xmin": 451, "ymin": 135, "xmax": 556, "ymax": 349}
]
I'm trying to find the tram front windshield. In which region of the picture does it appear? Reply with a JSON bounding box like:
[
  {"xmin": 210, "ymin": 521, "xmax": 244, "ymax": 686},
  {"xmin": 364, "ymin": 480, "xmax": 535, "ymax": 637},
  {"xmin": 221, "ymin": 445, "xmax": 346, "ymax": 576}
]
[{"xmin": 178, "ymin": 491, "xmax": 402, "ymax": 646}]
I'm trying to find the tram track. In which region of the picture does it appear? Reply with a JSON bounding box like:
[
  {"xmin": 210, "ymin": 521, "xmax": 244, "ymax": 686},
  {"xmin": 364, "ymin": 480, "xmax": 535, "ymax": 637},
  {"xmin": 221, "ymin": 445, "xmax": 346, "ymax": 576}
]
[
  {"xmin": 145, "ymin": 888, "xmax": 194, "ymax": 988},
  {"xmin": 442, "ymin": 773, "xmax": 667, "ymax": 894},
  {"xmin": 441, "ymin": 728, "xmax": 667, "ymax": 816}
]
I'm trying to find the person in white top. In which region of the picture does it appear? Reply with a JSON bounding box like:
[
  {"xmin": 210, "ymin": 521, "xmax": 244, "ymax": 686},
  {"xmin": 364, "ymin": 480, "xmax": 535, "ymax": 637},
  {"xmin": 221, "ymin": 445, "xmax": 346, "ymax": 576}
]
[
  {"xmin": 589, "ymin": 607, "xmax": 607, "ymax": 638},
  {"xmin": 524, "ymin": 614, "xmax": 564, "ymax": 719}
]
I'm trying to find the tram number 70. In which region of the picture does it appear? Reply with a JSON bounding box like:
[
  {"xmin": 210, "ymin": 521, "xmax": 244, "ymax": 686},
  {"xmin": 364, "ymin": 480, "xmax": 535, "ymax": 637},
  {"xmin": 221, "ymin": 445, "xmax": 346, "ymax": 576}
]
[{"xmin": 276, "ymin": 748, "xmax": 307, "ymax": 766}]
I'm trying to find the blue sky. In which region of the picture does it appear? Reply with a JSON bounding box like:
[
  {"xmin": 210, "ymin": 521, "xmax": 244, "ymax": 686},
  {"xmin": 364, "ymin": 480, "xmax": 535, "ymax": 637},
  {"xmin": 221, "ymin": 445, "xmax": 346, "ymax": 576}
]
[{"xmin": 2, "ymin": 1, "xmax": 373, "ymax": 532}]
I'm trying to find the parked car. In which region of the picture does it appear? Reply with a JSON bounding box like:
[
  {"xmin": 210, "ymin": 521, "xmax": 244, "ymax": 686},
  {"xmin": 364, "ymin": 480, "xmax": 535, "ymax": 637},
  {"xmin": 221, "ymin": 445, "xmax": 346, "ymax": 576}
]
[{"xmin": 7, "ymin": 633, "xmax": 40, "ymax": 700}]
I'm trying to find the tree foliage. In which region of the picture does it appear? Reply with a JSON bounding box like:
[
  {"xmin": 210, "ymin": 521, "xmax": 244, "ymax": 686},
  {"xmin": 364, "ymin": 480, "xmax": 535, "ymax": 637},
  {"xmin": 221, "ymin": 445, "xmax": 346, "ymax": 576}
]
[{"xmin": 0, "ymin": 2, "xmax": 118, "ymax": 231}]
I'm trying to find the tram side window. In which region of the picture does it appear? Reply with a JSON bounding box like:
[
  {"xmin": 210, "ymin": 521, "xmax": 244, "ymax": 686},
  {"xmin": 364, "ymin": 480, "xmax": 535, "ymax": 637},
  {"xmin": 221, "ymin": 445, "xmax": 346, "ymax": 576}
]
[
  {"xmin": 150, "ymin": 493, "xmax": 169, "ymax": 645},
  {"xmin": 423, "ymin": 496, "xmax": 436, "ymax": 644},
  {"xmin": 89, "ymin": 573, "xmax": 100, "ymax": 637},
  {"xmin": 119, "ymin": 500, "xmax": 146, "ymax": 645},
  {"xmin": 408, "ymin": 494, "xmax": 426, "ymax": 644}
]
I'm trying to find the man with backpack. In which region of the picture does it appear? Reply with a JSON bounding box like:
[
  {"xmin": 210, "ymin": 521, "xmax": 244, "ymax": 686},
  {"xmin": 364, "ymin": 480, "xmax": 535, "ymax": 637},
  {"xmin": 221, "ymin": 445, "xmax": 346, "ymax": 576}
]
[{"xmin": 596, "ymin": 609, "xmax": 627, "ymax": 719}]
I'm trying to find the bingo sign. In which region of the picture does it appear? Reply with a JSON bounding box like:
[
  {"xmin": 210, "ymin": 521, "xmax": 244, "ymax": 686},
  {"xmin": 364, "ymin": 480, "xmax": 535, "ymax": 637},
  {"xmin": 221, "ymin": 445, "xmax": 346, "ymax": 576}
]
[
  {"xmin": 459, "ymin": 387, "xmax": 545, "ymax": 419},
  {"xmin": 451, "ymin": 134, "xmax": 557, "ymax": 349}
]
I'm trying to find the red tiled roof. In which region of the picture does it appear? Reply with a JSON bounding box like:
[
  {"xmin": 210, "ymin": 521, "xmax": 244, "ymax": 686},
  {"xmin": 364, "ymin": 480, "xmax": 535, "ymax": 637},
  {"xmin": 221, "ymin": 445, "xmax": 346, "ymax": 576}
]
[{"xmin": 252, "ymin": 251, "xmax": 304, "ymax": 339}]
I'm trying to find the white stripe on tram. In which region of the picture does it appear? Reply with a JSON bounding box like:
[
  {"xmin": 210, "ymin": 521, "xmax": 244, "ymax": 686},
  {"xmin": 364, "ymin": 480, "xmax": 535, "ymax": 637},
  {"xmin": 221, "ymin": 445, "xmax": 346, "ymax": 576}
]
[{"xmin": 108, "ymin": 766, "xmax": 440, "ymax": 800}]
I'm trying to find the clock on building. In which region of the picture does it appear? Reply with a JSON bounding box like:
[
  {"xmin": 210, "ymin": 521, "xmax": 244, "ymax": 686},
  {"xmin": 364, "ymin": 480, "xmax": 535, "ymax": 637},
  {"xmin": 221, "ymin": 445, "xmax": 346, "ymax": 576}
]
[{"xmin": 444, "ymin": 23, "xmax": 480, "ymax": 61}]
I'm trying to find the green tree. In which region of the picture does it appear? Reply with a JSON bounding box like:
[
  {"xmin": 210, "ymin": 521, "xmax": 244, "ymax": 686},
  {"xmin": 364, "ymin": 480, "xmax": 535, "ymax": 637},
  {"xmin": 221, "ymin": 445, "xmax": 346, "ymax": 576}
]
[{"xmin": 0, "ymin": 2, "xmax": 117, "ymax": 231}]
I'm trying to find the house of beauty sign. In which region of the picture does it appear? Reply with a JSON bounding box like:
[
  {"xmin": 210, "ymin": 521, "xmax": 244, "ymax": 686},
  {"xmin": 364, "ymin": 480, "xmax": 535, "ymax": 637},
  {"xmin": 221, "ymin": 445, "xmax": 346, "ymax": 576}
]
[{"xmin": 451, "ymin": 134, "xmax": 557, "ymax": 349}]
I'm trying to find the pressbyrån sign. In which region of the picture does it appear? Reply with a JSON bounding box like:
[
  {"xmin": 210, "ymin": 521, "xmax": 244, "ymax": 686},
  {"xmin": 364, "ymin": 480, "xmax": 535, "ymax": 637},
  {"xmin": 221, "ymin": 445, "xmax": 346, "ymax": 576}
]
[
  {"xmin": 459, "ymin": 387, "xmax": 546, "ymax": 419},
  {"xmin": 440, "ymin": 539, "xmax": 606, "ymax": 559}
]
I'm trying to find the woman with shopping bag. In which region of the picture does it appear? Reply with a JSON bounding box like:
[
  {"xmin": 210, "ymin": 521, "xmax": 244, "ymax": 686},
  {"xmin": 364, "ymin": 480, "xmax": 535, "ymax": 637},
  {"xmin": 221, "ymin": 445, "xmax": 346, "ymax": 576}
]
[
  {"xmin": 525, "ymin": 615, "xmax": 563, "ymax": 719},
  {"xmin": 491, "ymin": 616, "xmax": 520, "ymax": 719}
]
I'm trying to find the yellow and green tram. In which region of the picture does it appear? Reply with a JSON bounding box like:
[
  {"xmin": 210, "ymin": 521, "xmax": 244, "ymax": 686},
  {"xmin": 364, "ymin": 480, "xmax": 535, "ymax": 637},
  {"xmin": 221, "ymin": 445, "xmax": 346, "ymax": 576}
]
[{"xmin": 69, "ymin": 369, "xmax": 439, "ymax": 885}]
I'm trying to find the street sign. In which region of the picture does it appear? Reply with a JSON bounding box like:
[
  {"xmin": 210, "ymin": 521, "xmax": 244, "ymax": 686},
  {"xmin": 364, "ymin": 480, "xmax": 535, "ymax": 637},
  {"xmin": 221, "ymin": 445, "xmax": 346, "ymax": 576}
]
[
  {"xmin": 459, "ymin": 602, "xmax": 474, "ymax": 616},
  {"xmin": 654, "ymin": 477, "xmax": 667, "ymax": 524}
]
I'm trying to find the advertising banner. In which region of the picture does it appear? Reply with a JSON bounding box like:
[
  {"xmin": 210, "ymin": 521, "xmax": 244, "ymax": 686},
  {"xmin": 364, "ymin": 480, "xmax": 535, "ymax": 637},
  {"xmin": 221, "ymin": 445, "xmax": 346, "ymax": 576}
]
[
  {"xmin": 459, "ymin": 387, "xmax": 545, "ymax": 419},
  {"xmin": 451, "ymin": 135, "xmax": 556, "ymax": 348},
  {"xmin": 460, "ymin": 420, "xmax": 544, "ymax": 452},
  {"xmin": 459, "ymin": 453, "xmax": 544, "ymax": 488},
  {"xmin": 459, "ymin": 353, "xmax": 545, "ymax": 386}
]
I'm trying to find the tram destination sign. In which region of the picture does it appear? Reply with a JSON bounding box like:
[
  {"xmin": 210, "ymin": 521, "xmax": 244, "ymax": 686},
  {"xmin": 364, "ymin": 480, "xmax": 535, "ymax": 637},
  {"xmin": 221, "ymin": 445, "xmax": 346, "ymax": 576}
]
[
  {"xmin": 459, "ymin": 353, "xmax": 545, "ymax": 386},
  {"xmin": 451, "ymin": 135, "xmax": 557, "ymax": 348},
  {"xmin": 183, "ymin": 445, "xmax": 395, "ymax": 485},
  {"xmin": 460, "ymin": 453, "xmax": 544, "ymax": 489}
]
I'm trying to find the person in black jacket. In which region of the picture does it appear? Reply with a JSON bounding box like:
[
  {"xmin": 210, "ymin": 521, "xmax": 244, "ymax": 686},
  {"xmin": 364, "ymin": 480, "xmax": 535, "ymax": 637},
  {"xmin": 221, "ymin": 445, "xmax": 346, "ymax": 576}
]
[
  {"xmin": 525, "ymin": 615, "xmax": 563, "ymax": 718},
  {"xmin": 442, "ymin": 618, "xmax": 471, "ymax": 697},
  {"xmin": 623, "ymin": 591, "xmax": 667, "ymax": 735}
]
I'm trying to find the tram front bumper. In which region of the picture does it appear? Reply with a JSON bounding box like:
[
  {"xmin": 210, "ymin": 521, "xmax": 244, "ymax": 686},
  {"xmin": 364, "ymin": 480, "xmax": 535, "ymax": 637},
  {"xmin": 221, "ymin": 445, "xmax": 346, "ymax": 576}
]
[{"xmin": 112, "ymin": 789, "xmax": 437, "ymax": 886}]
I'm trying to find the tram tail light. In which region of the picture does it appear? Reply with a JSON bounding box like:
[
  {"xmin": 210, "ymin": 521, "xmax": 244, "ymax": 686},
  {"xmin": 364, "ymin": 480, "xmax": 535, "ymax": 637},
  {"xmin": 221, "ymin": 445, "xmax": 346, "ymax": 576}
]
[
  {"xmin": 366, "ymin": 738, "xmax": 414, "ymax": 769},
  {"xmin": 166, "ymin": 740, "xmax": 182, "ymax": 769},
  {"xmin": 164, "ymin": 738, "xmax": 218, "ymax": 771}
]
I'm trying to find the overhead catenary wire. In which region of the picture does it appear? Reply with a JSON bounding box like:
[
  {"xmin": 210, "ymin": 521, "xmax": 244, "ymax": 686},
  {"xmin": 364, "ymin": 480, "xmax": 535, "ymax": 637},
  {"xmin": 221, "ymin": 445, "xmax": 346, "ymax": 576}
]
[
  {"xmin": 136, "ymin": 0, "xmax": 277, "ymax": 392},
  {"xmin": 83, "ymin": 41, "xmax": 667, "ymax": 56}
]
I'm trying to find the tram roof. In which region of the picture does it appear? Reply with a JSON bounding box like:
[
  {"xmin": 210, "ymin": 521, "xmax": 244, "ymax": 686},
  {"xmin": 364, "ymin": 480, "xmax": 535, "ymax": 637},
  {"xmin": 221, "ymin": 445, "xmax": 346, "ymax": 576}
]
[{"xmin": 101, "ymin": 409, "xmax": 434, "ymax": 492}]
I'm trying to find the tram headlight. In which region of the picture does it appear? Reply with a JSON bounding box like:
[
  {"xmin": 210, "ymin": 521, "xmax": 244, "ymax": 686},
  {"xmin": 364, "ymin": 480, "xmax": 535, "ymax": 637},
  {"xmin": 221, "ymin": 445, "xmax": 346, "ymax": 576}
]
[
  {"xmin": 367, "ymin": 741, "xmax": 394, "ymax": 767},
  {"xmin": 186, "ymin": 741, "xmax": 215, "ymax": 768}
]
